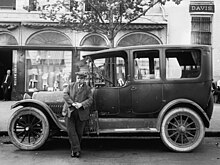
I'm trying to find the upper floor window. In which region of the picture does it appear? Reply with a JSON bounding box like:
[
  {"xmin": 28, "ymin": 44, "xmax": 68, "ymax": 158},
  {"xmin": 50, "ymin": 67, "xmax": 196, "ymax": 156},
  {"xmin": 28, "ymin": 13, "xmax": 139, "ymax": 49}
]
[
  {"xmin": 70, "ymin": 0, "xmax": 91, "ymax": 12},
  {"xmin": 191, "ymin": 16, "xmax": 212, "ymax": 45},
  {"xmin": 28, "ymin": 0, "xmax": 89, "ymax": 12},
  {"xmin": 0, "ymin": 0, "xmax": 16, "ymax": 10}
]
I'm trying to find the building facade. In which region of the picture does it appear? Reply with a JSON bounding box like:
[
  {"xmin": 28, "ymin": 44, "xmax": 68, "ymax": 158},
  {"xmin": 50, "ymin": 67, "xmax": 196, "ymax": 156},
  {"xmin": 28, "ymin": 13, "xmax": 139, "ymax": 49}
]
[
  {"xmin": 0, "ymin": 0, "xmax": 218, "ymax": 100},
  {"xmin": 165, "ymin": 0, "xmax": 218, "ymax": 80}
]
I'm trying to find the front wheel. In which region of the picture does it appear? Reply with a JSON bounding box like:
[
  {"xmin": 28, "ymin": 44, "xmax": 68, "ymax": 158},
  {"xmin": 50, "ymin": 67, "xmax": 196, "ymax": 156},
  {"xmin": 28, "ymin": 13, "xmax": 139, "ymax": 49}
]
[
  {"xmin": 8, "ymin": 107, "xmax": 49, "ymax": 150},
  {"xmin": 160, "ymin": 107, "xmax": 205, "ymax": 152}
]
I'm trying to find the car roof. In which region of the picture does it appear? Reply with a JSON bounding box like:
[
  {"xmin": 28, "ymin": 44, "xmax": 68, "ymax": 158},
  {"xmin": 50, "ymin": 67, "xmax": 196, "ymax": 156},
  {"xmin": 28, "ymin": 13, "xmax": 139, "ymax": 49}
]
[{"xmin": 83, "ymin": 44, "xmax": 211, "ymax": 58}]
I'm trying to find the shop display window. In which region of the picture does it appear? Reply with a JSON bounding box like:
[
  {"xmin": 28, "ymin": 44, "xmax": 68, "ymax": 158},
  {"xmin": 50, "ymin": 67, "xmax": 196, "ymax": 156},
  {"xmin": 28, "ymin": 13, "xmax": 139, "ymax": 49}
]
[{"xmin": 25, "ymin": 50, "xmax": 72, "ymax": 92}]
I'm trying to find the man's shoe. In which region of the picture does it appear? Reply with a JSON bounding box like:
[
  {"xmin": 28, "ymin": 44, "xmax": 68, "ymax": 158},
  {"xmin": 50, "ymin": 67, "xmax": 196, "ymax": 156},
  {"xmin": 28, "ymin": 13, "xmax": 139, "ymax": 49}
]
[
  {"xmin": 71, "ymin": 151, "xmax": 75, "ymax": 158},
  {"xmin": 75, "ymin": 152, "xmax": 81, "ymax": 158}
]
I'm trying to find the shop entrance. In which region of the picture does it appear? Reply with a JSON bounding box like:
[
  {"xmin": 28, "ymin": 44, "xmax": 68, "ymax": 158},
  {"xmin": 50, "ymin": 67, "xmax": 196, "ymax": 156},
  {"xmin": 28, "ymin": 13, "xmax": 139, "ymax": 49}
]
[{"xmin": 0, "ymin": 49, "xmax": 12, "ymax": 100}]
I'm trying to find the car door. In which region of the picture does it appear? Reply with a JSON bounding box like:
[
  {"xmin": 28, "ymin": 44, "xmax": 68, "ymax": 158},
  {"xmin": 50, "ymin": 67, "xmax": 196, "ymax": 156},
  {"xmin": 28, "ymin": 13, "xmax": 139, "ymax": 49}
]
[
  {"xmin": 131, "ymin": 49, "xmax": 163, "ymax": 114},
  {"xmin": 92, "ymin": 52, "xmax": 129, "ymax": 117}
]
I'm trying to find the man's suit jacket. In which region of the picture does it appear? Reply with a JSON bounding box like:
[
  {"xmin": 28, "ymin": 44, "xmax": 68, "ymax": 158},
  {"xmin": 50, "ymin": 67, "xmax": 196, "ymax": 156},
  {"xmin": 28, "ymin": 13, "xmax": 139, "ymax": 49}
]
[
  {"xmin": 2, "ymin": 75, "xmax": 12, "ymax": 87},
  {"xmin": 62, "ymin": 82, "xmax": 93, "ymax": 121}
]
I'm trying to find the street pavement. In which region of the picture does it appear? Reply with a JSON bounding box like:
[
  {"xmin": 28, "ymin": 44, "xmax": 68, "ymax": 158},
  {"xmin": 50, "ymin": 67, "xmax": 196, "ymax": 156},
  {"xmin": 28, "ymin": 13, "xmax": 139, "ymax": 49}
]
[{"xmin": 0, "ymin": 100, "xmax": 219, "ymax": 135}]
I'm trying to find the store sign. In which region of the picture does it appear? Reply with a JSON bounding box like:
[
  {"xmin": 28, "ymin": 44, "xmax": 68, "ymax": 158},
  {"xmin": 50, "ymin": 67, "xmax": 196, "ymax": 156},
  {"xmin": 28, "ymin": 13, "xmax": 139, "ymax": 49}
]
[{"xmin": 189, "ymin": 4, "xmax": 215, "ymax": 13}]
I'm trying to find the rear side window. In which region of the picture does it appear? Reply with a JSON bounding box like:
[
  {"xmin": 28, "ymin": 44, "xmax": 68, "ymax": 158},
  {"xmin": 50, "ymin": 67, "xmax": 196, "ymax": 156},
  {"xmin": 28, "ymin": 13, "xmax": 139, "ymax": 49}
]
[{"xmin": 166, "ymin": 49, "xmax": 201, "ymax": 79}]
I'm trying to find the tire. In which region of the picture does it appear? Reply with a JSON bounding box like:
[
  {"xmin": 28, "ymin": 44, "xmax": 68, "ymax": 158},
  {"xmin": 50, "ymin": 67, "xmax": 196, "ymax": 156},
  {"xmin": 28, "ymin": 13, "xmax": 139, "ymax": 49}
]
[
  {"xmin": 160, "ymin": 107, "xmax": 205, "ymax": 152},
  {"xmin": 8, "ymin": 107, "xmax": 50, "ymax": 150}
]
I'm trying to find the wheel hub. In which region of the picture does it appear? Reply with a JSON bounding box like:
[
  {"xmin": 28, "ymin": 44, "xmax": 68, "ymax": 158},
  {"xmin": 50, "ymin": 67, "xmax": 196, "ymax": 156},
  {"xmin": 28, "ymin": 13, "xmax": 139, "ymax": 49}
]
[
  {"xmin": 178, "ymin": 125, "xmax": 186, "ymax": 133},
  {"xmin": 25, "ymin": 126, "xmax": 30, "ymax": 131}
]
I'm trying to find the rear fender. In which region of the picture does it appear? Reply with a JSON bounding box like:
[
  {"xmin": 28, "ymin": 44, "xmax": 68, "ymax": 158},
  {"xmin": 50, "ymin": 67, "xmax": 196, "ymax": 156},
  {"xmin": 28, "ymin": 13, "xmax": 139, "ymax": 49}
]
[
  {"xmin": 11, "ymin": 99, "xmax": 66, "ymax": 131},
  {"xmin": 157, "ymin": 99, "xmax": 210, "ymax": 131}
]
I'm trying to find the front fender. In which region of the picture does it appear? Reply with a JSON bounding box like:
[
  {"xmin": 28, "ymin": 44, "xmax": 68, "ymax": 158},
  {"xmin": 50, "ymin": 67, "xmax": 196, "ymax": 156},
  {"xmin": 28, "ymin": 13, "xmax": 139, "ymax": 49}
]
[
  {"xmin": 11, "ymin": 99, "xmax": 66, "ymax": 131},
  {"xmin": 157, "ymin": 99, "xmax": 210, "ymax": 131}
]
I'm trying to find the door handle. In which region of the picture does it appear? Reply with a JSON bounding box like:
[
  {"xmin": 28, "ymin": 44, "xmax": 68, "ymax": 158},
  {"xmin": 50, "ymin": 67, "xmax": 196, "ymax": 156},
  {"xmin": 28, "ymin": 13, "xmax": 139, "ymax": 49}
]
[{"xmin": 131, "ymin": 86, "xmax": 136, "ymax": 91}]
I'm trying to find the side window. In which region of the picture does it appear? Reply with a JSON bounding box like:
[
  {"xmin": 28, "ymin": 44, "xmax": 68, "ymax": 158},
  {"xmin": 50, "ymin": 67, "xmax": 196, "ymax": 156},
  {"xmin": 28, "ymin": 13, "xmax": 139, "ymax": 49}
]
[
  {"xmin": 92, "ymin": 51, "xmax": 128, "ymax": 87},
  {"xmin": 133, "ymin": 50, "xmax": 160, "ymax": 80},
  {"xmin": 166, "ymin": 49, "xmax": 201, "ymax": 79},
  {"xmin": 116, "ymin": 57, "xmax": 126, "ymax": 86}
]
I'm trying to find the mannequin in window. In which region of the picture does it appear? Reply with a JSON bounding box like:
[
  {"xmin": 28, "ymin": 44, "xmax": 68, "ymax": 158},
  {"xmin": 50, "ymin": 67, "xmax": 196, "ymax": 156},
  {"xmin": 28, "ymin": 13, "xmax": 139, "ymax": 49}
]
[
  {"xmin": 29, "ymin": 74, "xmax": 38, "ymax": 92},
  {"xmin": 42, "ymin": 73, "xmax": 48, "ymax": 91},
  {"xmin": 54, "ymin": 80, "xmax": 60, "ymax": 91}
]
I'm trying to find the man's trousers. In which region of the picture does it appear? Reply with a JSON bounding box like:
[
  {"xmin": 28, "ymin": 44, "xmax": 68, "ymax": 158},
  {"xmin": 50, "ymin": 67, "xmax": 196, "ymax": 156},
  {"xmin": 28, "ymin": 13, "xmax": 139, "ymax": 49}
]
[
  {"xmin": 2, "ymin": 83, "xmax": 11, "ymax": 100},
  {"xmin": 66, "ymin": 109, "xmax": 86, "ymax": 153}
]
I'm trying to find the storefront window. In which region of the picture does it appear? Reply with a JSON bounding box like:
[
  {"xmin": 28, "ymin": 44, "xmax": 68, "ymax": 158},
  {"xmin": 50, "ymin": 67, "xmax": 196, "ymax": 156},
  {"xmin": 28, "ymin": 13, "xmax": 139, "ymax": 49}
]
[{"xmin": 25, "ymin": 50, "xmax": 72, "ymax": 92}]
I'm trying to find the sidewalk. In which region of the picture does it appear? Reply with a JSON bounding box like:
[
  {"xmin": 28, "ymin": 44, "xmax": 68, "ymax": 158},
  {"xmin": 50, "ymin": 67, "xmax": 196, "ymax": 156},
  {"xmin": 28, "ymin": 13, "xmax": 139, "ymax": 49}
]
[
  {"xmin": 0, "ymin": 101, "xmax": 219, "ymax": 135},
  {"xmin": 0, "ymin": 101, "xmax": 17, "ymax": 133}
]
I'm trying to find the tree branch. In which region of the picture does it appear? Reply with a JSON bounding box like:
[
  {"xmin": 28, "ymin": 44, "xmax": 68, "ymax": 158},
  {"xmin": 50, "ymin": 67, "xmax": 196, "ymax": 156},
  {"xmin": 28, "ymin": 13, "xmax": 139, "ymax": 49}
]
[
  {"xmin": 115, "ymin": 0, "xmax": 160, "ymax": 34},
  {"xmin": 87, "ymin": 0, "xmax": 109, "ymax": 30}
]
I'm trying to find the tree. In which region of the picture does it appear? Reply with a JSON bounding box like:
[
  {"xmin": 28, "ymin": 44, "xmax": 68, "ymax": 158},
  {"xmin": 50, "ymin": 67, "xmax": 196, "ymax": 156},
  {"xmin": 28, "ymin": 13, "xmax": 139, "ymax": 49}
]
[{"xmin": 28, "ymin": 0, "xmax": 182, "ymax": 48}]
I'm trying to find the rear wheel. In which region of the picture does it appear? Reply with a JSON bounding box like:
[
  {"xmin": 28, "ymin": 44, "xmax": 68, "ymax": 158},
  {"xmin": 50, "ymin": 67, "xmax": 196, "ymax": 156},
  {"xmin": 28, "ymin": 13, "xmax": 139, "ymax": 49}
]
[
  {"xmin": 160, "ymin": 107, "xmax": 205, "ymax": 152},
  {"xmin": 8, "ymin": 107, "xmax": 49, "ymax": 150}
]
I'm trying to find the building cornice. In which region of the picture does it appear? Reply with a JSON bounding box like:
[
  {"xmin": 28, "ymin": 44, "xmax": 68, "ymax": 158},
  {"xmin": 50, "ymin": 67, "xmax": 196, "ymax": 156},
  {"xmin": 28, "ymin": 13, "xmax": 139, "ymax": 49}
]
[
  {"xmin": 21, "ymin": 22, "xmax": 166, "ymax": 30},
  {"xmin": 0, "ymin": 23, "xmax": 19, "ymax": 30}
]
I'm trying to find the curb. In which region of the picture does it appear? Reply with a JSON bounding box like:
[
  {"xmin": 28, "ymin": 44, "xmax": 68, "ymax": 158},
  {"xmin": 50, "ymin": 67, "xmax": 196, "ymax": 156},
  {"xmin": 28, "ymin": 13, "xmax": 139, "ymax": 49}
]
[{"xmin": 205, "ymin": 131, "xmax": 220, "ymax": 137}]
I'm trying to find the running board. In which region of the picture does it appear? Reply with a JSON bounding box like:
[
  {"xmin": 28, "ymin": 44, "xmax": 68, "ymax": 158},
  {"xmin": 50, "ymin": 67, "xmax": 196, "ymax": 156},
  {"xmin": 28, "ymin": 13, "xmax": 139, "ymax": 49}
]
[
  {"xmin": 58, "ymin": 116, "xmax": 159, "ymax": 134},
  {"xmin": 96, "ymin": 118, "xmax": 158, "ymax": 134},
  {"xmin": 98, "ymin": 128, "xmax": 158, "ymax": 134}
]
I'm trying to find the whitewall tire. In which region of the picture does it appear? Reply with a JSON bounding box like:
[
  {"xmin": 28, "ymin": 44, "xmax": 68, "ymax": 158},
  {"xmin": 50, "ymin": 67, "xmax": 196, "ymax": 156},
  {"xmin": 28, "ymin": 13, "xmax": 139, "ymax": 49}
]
[{"xmin": 160, "ymin": 107, "xmax": 205, "ymax": 152}]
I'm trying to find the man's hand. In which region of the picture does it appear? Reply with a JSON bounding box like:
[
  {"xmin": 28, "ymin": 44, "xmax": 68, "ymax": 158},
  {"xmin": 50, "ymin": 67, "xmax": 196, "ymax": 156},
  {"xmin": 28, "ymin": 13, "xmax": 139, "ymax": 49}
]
[{"xmin": 75, "ymin": 102, "xmax": 82, "ymax": 109}]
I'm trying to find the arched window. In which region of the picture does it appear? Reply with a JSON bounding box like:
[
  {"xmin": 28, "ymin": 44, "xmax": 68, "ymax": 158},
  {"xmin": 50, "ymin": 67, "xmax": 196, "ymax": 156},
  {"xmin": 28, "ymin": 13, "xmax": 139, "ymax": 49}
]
[
  {"xmin": 0, "ymin": 33, "xmax": 18, "ymax": 45},
  {"xmin": 25, "ymin": 30, "xmax": 72, "ymax": 92},
  {"xmin": 26, "ymin": 31, "xmax": 72, "ymax": 46},
  {"xmin": 80, "ymin": 34, "xmax": 108, "ymax": 47},
  {"xmin": 117, "ymin": 32, "xmax": 161, "ymax": 47}
]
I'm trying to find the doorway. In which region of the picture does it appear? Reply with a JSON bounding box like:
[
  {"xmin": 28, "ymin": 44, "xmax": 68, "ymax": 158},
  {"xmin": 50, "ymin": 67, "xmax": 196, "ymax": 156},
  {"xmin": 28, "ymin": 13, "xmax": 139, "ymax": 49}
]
[{"xmin": 0, "ymin": 49, "xmax": 12, "ymax": 100}]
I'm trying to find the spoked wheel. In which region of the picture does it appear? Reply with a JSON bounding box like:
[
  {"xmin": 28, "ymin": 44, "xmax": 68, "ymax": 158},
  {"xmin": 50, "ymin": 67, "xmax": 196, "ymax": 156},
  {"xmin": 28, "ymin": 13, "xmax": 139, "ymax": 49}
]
[
  {"xmin": 160, "ymin": 107, "xmax": 205, "ymax": 152},
  {"xmin": 8, "ymin": 107, "xmax": 49, "ymax": 150}
]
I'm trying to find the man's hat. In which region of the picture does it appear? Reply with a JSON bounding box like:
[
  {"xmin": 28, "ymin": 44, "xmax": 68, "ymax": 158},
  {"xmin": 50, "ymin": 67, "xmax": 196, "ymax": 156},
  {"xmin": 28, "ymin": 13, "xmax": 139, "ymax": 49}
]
[{"xmin": 75, "ymin": 63, "xmax": 89, "ymax": 79}]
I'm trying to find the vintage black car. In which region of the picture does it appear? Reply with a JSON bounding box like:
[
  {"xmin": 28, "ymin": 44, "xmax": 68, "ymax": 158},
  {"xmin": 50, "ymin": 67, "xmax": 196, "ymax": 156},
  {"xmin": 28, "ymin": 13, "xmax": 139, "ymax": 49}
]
[{"xmin": 8, "ymin": 45, "xmax": 214, "ymax": 152}]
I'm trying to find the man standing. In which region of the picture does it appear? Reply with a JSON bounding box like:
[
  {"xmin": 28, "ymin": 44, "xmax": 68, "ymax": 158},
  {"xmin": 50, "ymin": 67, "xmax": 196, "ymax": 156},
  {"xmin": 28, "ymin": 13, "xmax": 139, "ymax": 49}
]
[
  {"xmin": 1, "ymin": 70, "xmax": 12, "ymax": 101},
  {"xmin": 62, "ymin": 72, "xmax": 93, "ymax": 158}
]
